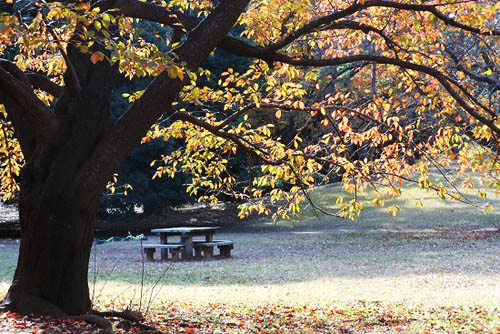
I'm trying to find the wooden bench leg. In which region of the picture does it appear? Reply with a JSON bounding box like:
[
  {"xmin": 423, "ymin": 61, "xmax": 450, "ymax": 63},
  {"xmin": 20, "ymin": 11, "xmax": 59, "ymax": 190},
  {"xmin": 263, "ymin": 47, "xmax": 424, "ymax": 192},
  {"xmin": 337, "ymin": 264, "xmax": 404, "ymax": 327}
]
[
  {"xmin": 203, "ymin": 246, "xmax": 214, "ymax": 259},
  {"xmin": 145, "ymin": 248, "xmax": 155, "ymax": 261},
  {"xmin": 194, "ymin": 248, "xmax": 202, "ymax": 258},
  {"xmin": 169, "ymin": 248, "xmax": 182, "ymax": 260},
  {"xmin": 218, "ymin": 245, "xmax": 233, "ymax": 257},
  {"xmin": 181, "ymin": 236, "xmax": 194, "ymax": 259}
]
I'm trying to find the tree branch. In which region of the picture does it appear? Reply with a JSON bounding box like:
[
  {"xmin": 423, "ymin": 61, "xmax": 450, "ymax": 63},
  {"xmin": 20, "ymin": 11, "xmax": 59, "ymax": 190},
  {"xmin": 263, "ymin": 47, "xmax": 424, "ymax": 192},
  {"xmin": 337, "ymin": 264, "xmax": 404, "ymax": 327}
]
[
  {"xmin": 26, "ymin": 73, "xmax": 64, "ymax": 97},
  {"xmin": 364, "ymin": 0, "xmax": 500, "ymax": 36},
  {"xmin": 103, "ymin": 0, "xmax": 197, "ymax": 30},
  {"xmin": 244, "ymin": 53, "xmax": 500, "ymax": 136},
  {"xmin": 262, "ymin": 3, "xmax": 366, "ymax": 53},
  {"xmin": 322, "ymin": 20, "xmax": 396, "ymax": 49},
  {"xmin": 74, "ymin": 0, "xmax": 499, "ymax": 194},
  {"xmin": 107, "ymin": 0, "xmax": 499, "ymax": 61},
  {"xmin": 170, "ymin": 111, "xmax": 284, "ymax": 166},
  {"xmin": 255, "ymin": 0, "xmax": 499, "ymax": 54},
  {"xmin": 103, "ymin": 0, "xmax": 265, "ymax": 61},
  {"xmin": 0, "ymin": 61, "xmax": 59, "ymax": 137},
  {"xmin": 443, "ymin": 46, "xmax": 498, "ymax": 87},
  {"xmin": 43, "ymin": 17, "xmax": 81, "ymax": 94}
]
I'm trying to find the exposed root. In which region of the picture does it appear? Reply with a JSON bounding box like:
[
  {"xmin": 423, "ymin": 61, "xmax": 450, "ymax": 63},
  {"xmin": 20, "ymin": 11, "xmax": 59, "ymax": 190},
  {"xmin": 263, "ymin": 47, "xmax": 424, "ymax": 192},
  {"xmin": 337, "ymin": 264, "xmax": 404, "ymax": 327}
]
[
  {"xmin": 92, "ymin": 309, "xmax": 164, "ymax": 333},
  {"xmin": 69, "ymin": 314, "xmax": 114, "ymax": 333},
  {"xmin": 93, "ymin": 309, "xmax": 144, "ymax": 322},
  {"xmin": 1, "ymin": 292, "xmax": 113, "ymax": 333},
  {"xmin": 1, "ymin": 293, "xmax": 164, "ymax": 333}
]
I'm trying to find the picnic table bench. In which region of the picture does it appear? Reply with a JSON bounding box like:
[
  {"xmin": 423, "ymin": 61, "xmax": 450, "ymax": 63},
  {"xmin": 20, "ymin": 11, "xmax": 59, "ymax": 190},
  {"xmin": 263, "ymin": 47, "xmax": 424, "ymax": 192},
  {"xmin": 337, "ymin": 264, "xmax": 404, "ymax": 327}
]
[
  {"xmin": 142, "ymin": 244, "xmax": 184, "ymax": 260},
  {"xmin": 193, "ymin": 240, "xmax": 234, "ymax": 258},
  {"xmin": 143, "ymin": 227, "xmax": 234, "ymax": 260}
]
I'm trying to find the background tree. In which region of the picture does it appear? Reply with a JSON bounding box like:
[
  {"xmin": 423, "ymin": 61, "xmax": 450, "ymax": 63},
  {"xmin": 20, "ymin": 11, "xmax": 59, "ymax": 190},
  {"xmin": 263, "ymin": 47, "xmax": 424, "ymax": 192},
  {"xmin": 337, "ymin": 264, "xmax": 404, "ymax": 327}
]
[{"xmin": 0, "ymin": 0, "xmax": 499, "ymax": 318}]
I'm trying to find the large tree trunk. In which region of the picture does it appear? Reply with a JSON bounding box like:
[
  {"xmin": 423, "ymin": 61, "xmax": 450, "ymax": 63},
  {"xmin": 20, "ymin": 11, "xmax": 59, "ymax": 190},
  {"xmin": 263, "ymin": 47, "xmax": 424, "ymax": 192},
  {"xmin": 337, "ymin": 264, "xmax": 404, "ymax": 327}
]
[
  {"xmin": 1, "ymin": 41, "xmax": 114, "ymax": 315},
  {"xmin": 1, "ymin": 100, "xmax": 108, "ymax": 315},
  {"xmin": 4, "ymin": 183, "xmax": 98, "ymax": 315}
]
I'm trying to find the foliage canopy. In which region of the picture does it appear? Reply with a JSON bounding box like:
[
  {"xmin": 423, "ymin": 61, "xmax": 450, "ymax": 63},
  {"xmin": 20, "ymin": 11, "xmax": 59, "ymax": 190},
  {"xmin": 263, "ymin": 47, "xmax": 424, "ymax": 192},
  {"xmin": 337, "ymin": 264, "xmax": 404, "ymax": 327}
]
[{"xmin": 1, "ymin": 0, "xmax": 499, "ymax": 219}]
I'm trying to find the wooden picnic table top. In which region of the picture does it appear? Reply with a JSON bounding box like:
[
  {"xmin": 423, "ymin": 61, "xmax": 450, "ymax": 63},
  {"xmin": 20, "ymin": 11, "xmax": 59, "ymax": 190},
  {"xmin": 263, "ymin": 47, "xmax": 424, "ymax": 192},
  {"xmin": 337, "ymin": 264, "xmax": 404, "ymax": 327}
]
[{"xmin": 151, "ymin": 226, "xmax": 219, "ymax": 235}]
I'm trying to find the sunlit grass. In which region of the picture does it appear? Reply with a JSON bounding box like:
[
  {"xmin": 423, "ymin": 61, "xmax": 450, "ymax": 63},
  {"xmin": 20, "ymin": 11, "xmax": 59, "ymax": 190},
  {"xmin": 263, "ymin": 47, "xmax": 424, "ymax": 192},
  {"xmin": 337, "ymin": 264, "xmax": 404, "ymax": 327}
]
[{"xmin": 277, "ymin": 181, "xmax": 500, "ymax": 231}]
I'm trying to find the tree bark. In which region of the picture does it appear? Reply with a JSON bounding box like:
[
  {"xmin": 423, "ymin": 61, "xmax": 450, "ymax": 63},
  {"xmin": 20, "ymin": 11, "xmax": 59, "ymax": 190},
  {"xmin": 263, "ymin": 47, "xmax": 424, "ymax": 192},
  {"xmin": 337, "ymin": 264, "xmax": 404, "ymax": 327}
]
[
  {"xmin": 1, "ymin": 38, "xmax": 115, "ymax": 316},
  {"xmin": 0, "ymin": 88, "xmax": 111, "ymax": 315},
  {"xmin": 3, "ymin": 183, "xmax": 97, "ymax": 316},
  {"xmin": 0, "ymin": 95, "xmax": 110, "ymax": 315}
]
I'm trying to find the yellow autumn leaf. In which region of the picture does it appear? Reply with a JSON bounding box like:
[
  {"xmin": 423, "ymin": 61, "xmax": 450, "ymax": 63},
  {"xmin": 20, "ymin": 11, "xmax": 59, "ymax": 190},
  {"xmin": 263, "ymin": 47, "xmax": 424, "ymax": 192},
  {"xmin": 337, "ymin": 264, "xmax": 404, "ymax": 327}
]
[{"xmin": 176, "ymin": 66, "xmax": 184, "ymax": 81}]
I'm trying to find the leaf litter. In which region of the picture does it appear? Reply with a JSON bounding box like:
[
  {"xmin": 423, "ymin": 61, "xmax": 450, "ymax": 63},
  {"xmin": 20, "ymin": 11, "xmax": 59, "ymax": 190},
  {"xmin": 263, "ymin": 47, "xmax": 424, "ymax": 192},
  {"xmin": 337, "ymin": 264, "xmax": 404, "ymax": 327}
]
[{"xmin": 1, "ymin": 301, "xmax": 499, "ymax": 333}]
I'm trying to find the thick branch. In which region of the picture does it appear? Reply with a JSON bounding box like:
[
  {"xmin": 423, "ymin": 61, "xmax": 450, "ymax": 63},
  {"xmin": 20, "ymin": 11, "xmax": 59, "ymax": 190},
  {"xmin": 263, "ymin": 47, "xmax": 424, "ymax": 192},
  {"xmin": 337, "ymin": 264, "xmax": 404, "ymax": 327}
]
[
  {"xmin": 365, "ymin": 0, "xmax": 500, "ymax": 36},
  {"xmin": 263, "ymin": 3, "xmax": 365, "ymax": 53},
  {"xmin": 0, "ymin": 61, "xmax": 59, "ymax": 137},
  {"xmin": 103, "ymin": 0, "xmax": 500, "ymax": 65},
  {"xmin": 78, "ymin": 0, "xmax": 250, "ymax": 194},
  {"xmin": 107, "ymin": 0, "xmax": 265, "ymax": 60},
  {"xmin": 0, "ymin": 93, "xmax": 37, "ymax": 159},
  {"xmin": 106, "ymin": 0, "xmax": 198, "ymax": 30},
  {"xmin": 26, "ymin": 73, "xmax": 64, "ymax": 97},
  {"xmin": 259, "ymin": 0, "xmax": 499, "ymax": 54}
]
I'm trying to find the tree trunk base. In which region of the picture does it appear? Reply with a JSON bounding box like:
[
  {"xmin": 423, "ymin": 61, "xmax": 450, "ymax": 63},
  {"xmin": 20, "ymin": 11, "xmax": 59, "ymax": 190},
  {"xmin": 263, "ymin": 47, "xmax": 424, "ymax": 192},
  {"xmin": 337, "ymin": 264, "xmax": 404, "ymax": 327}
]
[
  {"xmin": 1, "ymin": 296, "xmax": 164, "ymax": 334},
  {"xmin": 0, "ymin": 292, "xmax": 66, "ymax": 317},
  {"xmin": 0, "ymin": 294, "xmax": 115, "ymax": 333}
]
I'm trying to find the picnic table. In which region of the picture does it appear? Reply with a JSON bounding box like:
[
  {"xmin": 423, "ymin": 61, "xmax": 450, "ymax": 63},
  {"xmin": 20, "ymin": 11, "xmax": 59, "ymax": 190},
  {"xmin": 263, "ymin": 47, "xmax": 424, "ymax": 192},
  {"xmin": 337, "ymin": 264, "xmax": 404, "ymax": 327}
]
[{"xmin": 143, "ymin": 227, "xmax": 234, "ymax": 260}]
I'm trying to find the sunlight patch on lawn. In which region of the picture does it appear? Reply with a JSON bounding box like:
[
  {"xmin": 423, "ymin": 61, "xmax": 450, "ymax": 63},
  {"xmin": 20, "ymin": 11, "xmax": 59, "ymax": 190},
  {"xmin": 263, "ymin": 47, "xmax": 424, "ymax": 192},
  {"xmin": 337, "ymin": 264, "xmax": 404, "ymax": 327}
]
[
  {"xmin": 0, "ymin": 282, "xmax": 8, "ymax": 297},
  {"xmin": 89, "ymin": 272, "xmax": 500, "ymax": 309}
]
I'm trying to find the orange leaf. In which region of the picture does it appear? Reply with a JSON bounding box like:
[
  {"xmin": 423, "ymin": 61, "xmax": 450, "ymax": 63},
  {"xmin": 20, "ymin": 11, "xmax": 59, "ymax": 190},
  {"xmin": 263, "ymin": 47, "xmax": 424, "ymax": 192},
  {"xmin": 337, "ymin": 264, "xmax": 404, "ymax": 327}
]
[
  {"xmin": 90, "ymin": 52, "xmax": 104, "ymax": 64},
  {"xmin": 168, "ymin": 66, "xmax": 177, "ymax": 79}
]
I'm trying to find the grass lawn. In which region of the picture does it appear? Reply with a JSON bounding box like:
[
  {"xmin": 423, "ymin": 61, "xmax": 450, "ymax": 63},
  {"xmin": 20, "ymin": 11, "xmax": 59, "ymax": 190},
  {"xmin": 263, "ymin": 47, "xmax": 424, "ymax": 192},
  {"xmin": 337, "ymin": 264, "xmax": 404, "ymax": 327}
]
[{"xmin": 0, "ymin": 184, "xmax": 499, "ymax": 333}]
